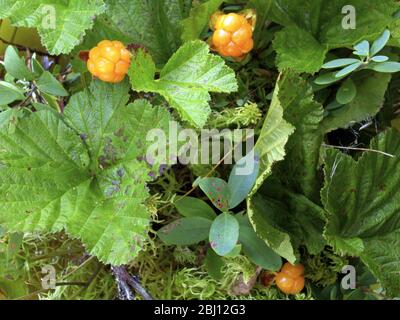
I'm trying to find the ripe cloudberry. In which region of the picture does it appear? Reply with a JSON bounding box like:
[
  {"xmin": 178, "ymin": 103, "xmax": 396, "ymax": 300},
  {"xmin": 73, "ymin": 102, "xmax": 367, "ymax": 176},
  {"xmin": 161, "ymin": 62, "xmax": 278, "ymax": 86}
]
[
  {"xmin": 87, "ymin": 40, "xmax": 131, "ymax": 83},
  {"xmin": 275, "ymin": 262, "xmax": 305, "ymax": 295},
  {"xmin": 211, "ymin": 12, "xmax": 254, "ymax": 58}
]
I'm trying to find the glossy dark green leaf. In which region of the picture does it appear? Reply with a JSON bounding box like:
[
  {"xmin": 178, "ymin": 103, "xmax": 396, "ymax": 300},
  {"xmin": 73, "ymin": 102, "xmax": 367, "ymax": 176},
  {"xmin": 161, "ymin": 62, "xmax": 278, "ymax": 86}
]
[
  {"xmin": 0, "ymin": 81, "xmax": 25, "ymax": 105},
  {"xmin": 36, "ymin": 71, "xmax": 69, "ymax": 97},
  {"xmin": 3, "ymin": 46, "xmax": 35, "ymax": 81},
  {"xmin": 228, "ymin": 152, "xmax": 260, "ymax": 209},
  {"xmin": 174, "ymin": 196, "xmax": 216, "ymax": 220},
  {"xmin": 205, "ymin": 247, "xmax": 224, "ymax": 280},
  {"xmin": 158, "ymin": 217, "xmax": 212, "ymax": 245}
]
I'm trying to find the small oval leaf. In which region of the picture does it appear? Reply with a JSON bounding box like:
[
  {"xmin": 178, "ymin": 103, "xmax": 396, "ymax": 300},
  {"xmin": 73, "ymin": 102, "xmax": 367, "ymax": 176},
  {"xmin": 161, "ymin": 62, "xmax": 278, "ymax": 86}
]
[
  {"xmin": 158, "ymin": 217, "xmax": 212, "ymax": 245},
  {"xmin": 336, "ymin": 78, "xmax": 357, "ymax": 105},
  {"xmin": 322, "ymin": 58, "xmax": 361, "ymax": 69},
  {"xmin": 335, "ymin": 62, "xmax": 363, "ymax": 78},
  {"xmin": 370, "ymin": 29, "xmax": 390, "ymax": 56},
  {"xmin": 209, "ymin": 213, "xmax": 239, "ymax": 256},
  {"xmin": 199, "ymin": 177, "xmax": 230, "ymax": 212},
  {"xmin": 371, "ymin": 55, "xmax": 389, "ymax": 63}
]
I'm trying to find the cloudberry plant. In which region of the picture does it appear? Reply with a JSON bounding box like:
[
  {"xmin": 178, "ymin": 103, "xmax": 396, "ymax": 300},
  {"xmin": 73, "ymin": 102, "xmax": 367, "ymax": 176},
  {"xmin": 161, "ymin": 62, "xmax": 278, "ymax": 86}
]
[
  {"xmin": 211, "ymin": 12, "xmax": 254, "ymax": 59},
  {"xmin": 275, "ymin": 262, "xmax": 305, "ymax": 295},
  {"xmin": 87, "ymin": 40, "xmax": 131, "ymax": 83}
]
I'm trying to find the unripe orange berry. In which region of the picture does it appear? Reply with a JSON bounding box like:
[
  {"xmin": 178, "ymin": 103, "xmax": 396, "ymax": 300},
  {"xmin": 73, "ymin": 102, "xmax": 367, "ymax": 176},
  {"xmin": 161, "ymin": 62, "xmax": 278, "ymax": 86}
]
[
  {"xmin": 87, "ymin": 40, "xmax": 131, "ymax": 83},
  {"xmin": 275, "ymin": 262, "xmax": 305, "ymax": 295},
  {"xmin": 211, "ymin": 12, "xmax": 254, "ymax": 58}
]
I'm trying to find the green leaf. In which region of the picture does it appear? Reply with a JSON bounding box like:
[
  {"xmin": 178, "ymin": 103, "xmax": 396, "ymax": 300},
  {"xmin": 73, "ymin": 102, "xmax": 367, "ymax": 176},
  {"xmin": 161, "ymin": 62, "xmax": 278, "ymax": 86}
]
[
  {"xmin": 236, "ymin": 215, "xmax": 282, "ymax": 271},
  {"xmin": 0, "ymin": 1, "xmax": 106, "ymax": 55},
  {"xmin": 369, "ymin": 61, "xmax": 400, "ymax": 73},
  {"xmin": 320, "ymin": 72, "xmax": 391, "ymax": 133},
  {"xmin": 3, "ymin": 46, "xmax": 35, "ymax": 80},
  {"xmin": 273, "ymin": 26, "xmax": 327, "ymax": 73},
  {"xmin": 105, "ymin": 0, "xmax": 185, "ymax": 65},
  {"xmin": 314, "ymin": 72, "xmax": 344, "ymax": 85},
  {"xmin": 322, "ymin": 58, "xmax": 361, "ymax": 69},
  {"xmin": 36, "ymin": 71, "xmax": 68, "ymax": 97},
  {"xmin": 174, "ymin": 196, "xmax": 216, "ymax": 220},
  {"xmin": 270, "ymin": 0, "xmax": 398, "ymax": 73},
  {"xmin": 205, "ymin": 247, "xmax": 224, "ymax": 280},
  {"xmin": 322, "ymin": 129, "xmax": 400, "ymax": 296},
  {"xmin": 129, "ymin": 41, "xmax": 237, "ymax": 128},
  {"xmin": 246, "ymin": 0, "xmax": 273, "ymax": 46},
  {"xmin": 370, "ymin": 29, "xmax": 391, "ymax": 56},
  {"xmin": 336, "ymin": 78, "xmax": 357, "ymax": 105},
  {"xmin": 335, "ymin": 61, "xmax": 363, "ymax": 78},
  {"xmin": 0, "ymin": 81, "xmax": 25, "ymax": 105},
  {"xmin": 181, "ymin": 0, "xmax": 224, "ymax": 42},
  {"xmin": 158, "ymin": 217, "xmax": 212, "ymax": 245},
  {"xmin": 227, "ymin": 152, "xmax": 260, "ymax": 209},
  {"xmin": 198, "ymin": 178, "xmax": 230, "ymax": 212},
  {"xmin": 209, "ymin": 213, "xmax": 239, "ymax": 256},
  {"xmin": 247, "ymin": 74, "xmax": 296, "ymax": 263},
  {"xmin": 0, "ymin": 81, "xmax": 172, "ymax": 265},
  {"xmin": 371, "ymin": 55, "xmax": 389, "ymax": 62},
  {"xmin": 353, "ymin": 40, "xmax": 370, "ymax": 56}
]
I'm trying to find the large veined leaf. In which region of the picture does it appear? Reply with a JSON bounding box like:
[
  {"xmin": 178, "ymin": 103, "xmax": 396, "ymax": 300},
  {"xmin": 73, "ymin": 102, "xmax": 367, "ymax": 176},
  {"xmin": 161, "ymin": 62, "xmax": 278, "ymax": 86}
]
[
  {"xmin": 320, "ymin": 72, "xmax": 391, "ymax": 133},
  {"xmin": 248, "ymin": 73, "xmax": 328, "ymax": 261},
  {"xmin": 0, "ymin": 0, "xmax": 105, "ymax": 55},
  {"xmin": 247, "ymin": 73, "xmax": 295, "ymax": 262},
  {"xmin": 181, "ymin": 0, "xmax": 224, "ymax": 42},
  {"xmin": 129, "ymin": 40, "xmax": 237, "ymax": 128},
  {"xmin": 271, "ymin": 0, "xmax": 399, "ymax": 73},
  {"xmin": 105, "ymin": 0, "xmax": 185, "ymax": 65},
  {"xmin": 322, "ymin": 129, "xmax": 400, "ymax": 296},
  {"xmin": 0, "ymin": 81, "xmax": 172, "ymax": 265}
]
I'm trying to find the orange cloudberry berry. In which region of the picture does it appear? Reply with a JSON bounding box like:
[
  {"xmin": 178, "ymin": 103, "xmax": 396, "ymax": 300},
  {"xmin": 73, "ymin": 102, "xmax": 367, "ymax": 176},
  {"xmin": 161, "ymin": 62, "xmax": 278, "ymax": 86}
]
[
  {"xmin": 212, "ymin": 13, "xmax": 254, "ymax": 58},
  {"xmin": 275, "ymin": 262, "xmax": 305, "ymax": 295},
  {"xmin": 87, "ymin": 40, "xmax": 131, "ymax": 83}
]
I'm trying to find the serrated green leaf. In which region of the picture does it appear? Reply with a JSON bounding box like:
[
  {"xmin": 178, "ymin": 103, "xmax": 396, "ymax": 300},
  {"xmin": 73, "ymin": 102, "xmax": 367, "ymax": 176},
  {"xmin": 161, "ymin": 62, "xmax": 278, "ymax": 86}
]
[
  {"xmin": 3, "ymin": 46, "xmax": 35, "ymax": 80},
  {"xmin": 181, "ymin": 0, "xmax": 224, "ymax": 42},
  {"xmin": 322, "ymin": 129, "xmax": 400, "ymax": 296},
  {"xmin": 370, "ymin": 29, "xmax": 391, "ymax": 56},
  {"xmin": 105, "ymin": 0, "xmax": 184, "ymax": 65},
  {"xmin": 336, "ymin": 78, "xmax": 357, "ymax": 105},
  {"xmin": 0, "ymin": 81, "xmax": 25, "ymax": 105},
  {"xmin": 0, "ymin": 81, "xmax": 172, "ymax": 265},
  {"xmin": 322, "ymin": 58, "xmax": 361, "ymax": 69},
  {"xmin": 247, "ymin": 74, "xmax": 296, "ymax": 263},
  {"xmin": 273, "ymin": 26, "xmax": 327, "ymax": 73},
  {"xmin": 129, "ymin": 41, "xmax": 237, "ymax": 128},
  {"xmin": 209, "ymin": 213, "xmax": 239, "ymax": 256},
  {"xmin": 236, "ymin": 214, "xmax": 282, "ymax": 271},
  {"xmin": 158, "ymin": 217, "xmax": 212, "ymax": 245},
  {"xmin": 174, "ymin": 196, "xmax": 216, "ymax": 220},
  {"xmin": 270, "ymin": 0, "xmax": 398, "ymax": 73},
  {"xmin": 36, "ymin": 71, "xmax": 68, "ymax": 97},
  {"xmin": 0, "ymin": 1, "xmax": 106, "ymax": 55}
]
